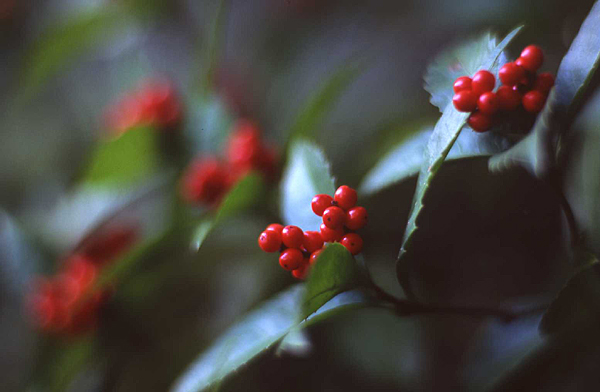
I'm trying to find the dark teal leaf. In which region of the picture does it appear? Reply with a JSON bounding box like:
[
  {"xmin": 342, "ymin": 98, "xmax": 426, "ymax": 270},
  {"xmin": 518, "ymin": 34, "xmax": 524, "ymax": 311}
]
[
  {"xmin": 171, "ymin": 286, "xmax": 370, "ymax": 392},
  {"xmin": 280, "ymin": 140, "xmax": 336, "ymax": 231},
  {"xmin": 397, "ymin": 27, "xmax": 523, "ymax": 298}
]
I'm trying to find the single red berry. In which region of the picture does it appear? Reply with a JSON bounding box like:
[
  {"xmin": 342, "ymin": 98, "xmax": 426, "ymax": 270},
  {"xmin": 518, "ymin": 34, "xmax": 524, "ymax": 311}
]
[
  {"xmin": 496, "ymin": 85, "xmax": 521, "ymax": 111},
  {"xmin": 309, "ymin": 249, "xmax": 322, "ymax": 265},
  {"xmin": 340, "ymin": 233, "xmax": 363, "ymax": 255},
  {"xmin": 452, "ymin": 90, "xmax": 478, "ymax": 112},
  {"xmin": 519, "ymin": 45, "xmax": 544, "ymax": 72},
  {"xmin": 320, "ymin": 223, "xmax": 344, "ymax": 243},
  {"xmin": 334, "ymin": 185, "xmax": 357, "ymax": 211},
  {"xmin": 258, "ymin": 230, "xmax": 282, "ymax": 253},
  {"xmin": 279, "ymin": 248, "xmax": 304, "ymax": 271},
  {"xmin": 453, "ymin": 76, "xmax": 472, "ymax": 93},
  {"xmin": 345, "ymin": 206, "xmax": 367, "ymax": 230},
  {"xmin": 533, "ymin": 72, "xmax": 555, "ymax": 94},
  {"xmin": 515, "ymin": 57, "xmax": 525, "ymax": 68},
  {"xmin": 311, "ymin": 194, "xmax": 333, "ymax": 216},
  {"xmin": 322, "ymin": 206, "xmax": 346, "ymax": 229},
  {"xmin": 498, "ymin": 62, "xmax": 525, "ymax": 86},
  {"xmin": 471, "ymin": 70, "xmax": 495, "ymax": 95},
  {"xmin": 265, "ymin": 223, "xmax": 284, "ymax": 234},
  {"xmin": 180, "ymin": 157, "xmax": 230, "ymax": 206},
  {"xmin": 468, "ymin": 112, "xmax": 493, "ymax": 133},
  {"xmin": 303, "ymin": 231, "xmax": 324, "ymax": 253},
  {"xmin": 292, "ymin": 261, "xmax": 310, "ymax": 280},
  {"xmin": 477, "ymin": 92, "xmax": 499, "ymax": 115},
  {"xmin": 281, "ymin": 225, "xmax": 304, "ymax": 249},
  {"xmin": 522, "ymin": 90, "xmax": 546, "ymax": 113}
]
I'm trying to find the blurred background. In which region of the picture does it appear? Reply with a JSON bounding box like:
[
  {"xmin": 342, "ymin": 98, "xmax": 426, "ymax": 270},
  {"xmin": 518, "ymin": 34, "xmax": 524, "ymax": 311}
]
[{"xmin": 1, "ymin": 0, "xmax": 599, "ymax": 391}]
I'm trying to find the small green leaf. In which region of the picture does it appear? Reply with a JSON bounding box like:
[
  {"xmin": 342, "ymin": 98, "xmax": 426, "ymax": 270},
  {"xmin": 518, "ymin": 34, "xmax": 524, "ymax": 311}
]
[
  {"xmin": 171, "ymin": 286, "xmax": 370, "ymax": 392},
  {"xmin": 397, "ymin": 27, "xmax": 523, "ymax": 298},
  {"xmin": 302, "ymin": 243, "xmax": 361, "ymax": 319},
  {"xmin": 280, "ymin": 140, "xmax": 336, "ymax": 231},
  {"xmin": 359, "ymin": 127, "xmax": 511, "ymax": 196}
]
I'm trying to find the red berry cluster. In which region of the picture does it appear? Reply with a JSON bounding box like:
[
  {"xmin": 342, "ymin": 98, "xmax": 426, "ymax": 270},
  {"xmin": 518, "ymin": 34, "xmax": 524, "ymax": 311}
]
[
  {"xmin": 452, "ymin": 45, "xmax": 554, "ymax": 133},
  {"xmin": 181, "ymin": 120, "xmax": 278, "ymax": 207},
  {"xmin": 104, "ymin": 78, "xmax": 182, "ymax": 137},
  {"xmin": 258, "ymin": 185, "xmax": 367, "ymax": 280},
  {"xmin": 27, "ymin": 226, "xmax": 137, "ymax": 336}
]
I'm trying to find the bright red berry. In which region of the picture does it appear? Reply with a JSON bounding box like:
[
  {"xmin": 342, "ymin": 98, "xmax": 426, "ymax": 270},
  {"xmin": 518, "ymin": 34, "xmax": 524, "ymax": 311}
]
[
  {"xmin": 181, "ymin": 157, "xmax": 230, "ymax": 206},
  {"xmin": 320, "ymin": 223, "xmax": 344, "ymax": 243},
  {"xmin": 279, "ymin": 248, "xmax": 303, "ymax": 271},
  {"xmin": 265, "ymin": 223, "xmax": 284, "ymax": 234},
  {"xmin": 471, "ymin": 70, "xmax": 495, "ymax": 95},
  {"xmin": 322, "ymin": 206, "xmax": 346, "ymax": 229},
  {"xmin": 498, "ymin": 62, "xmax": 525, "ymax": 86},
  {"xmin": 309, "ymin": 249, "xmax": 322, "ymax": 265},
  {"xmin": 303, "ymin": 231, "xmax": 324, "ymax": 253},
  {"xmin": 292, "ymin": 261, "xmax": 310, "ymax": 280},
  {"xmin": 281, "ymin": 225, "xmax": 304, "ymax": 249},
  {"xmin": 340, "ymin": 233, "xmax": 363, "ymax": 255},
  {"xmin": 311, "ymin": 194, "xmax": 333, "ymax": 216},
  {"xmin": 533, "ymin": 72, "xmax": 555, "ymax": 94},
  {"xmin": 519, "ymin": 45, "xmax": 544, "ymax": 72},
  {"xmin": 522, "ymin": 90, "xmax": 546, "ymax": 113},
  {"xmin": 496, "ymin": 85, "xmax": 521, "ymax": 111},
  {"xmin": 452, "ymin": 90, "xmax": 478, "ymax": 112},
  {"xmin": 345, "ymin": 206, "xmax": 367, "ymax": 230},
  {"xmin": 453, "ymin": 76, "xmax": 472, "ymax": 93},
  {"xmin": 477, "ymin": 91, "xmax": 499, "ymax": 115},
  {"xmin": 468, "ymin": 112, "xmax": 493, "ymax": 133},
  {"xmin": 334, "ymin": 185, "xmax": 357, "ymax": 211},
  {"xmin": 258, "ymin": 230, "xmax": 282, "ymax": 253}
]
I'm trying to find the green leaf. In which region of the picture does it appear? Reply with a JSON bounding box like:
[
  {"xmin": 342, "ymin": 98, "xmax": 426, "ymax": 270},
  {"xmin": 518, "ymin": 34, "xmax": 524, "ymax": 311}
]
[
  {"xmin": 302, "ymin": 243, "xmax": 361, "ymax": 319},
  {"xmin": 358, "ymin": 127, "xmax": 511, "ymax": 196},
  {"xmin": 489, "ymin": 2, "xmax": 600, "ymax": 176},
  {"xmin": 171, "ymin": 286, "xmax": 370, "ymax": 392},
  {"xmin": 191, "ymin": 173, "xmax": 266, "ymax": 251},
  {"xmin": 280, "ymin": 140, "xmax": 336, "ymax": 231},
  {"xmin": 396, "ymin": 27, "xmax": 523, "ymax": 298},
  {"xmin": 79, "ymin": 126, "xmax": 161, "ymax": 188}
]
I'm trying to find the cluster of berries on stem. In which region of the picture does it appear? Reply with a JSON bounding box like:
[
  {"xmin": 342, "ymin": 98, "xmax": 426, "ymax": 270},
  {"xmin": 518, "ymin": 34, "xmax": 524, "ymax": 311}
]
[
  {"xmin": 258, "ymin": 185, "xmax": 367, "ymax": 279},
  {"xmin": 181, "ymin": 120, "xmax": 278, "ymax": 207},
  {"xmin": 452, "ymin": 45, "xmax": 554, "ymax": 132}
]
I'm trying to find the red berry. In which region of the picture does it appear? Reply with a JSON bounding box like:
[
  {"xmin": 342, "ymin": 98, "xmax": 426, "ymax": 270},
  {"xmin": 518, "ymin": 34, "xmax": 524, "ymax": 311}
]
[
  {"xmin": 515, "ymin": 57, "xmax": 525, "ymax": 68},
  {"xmin": 320, "ymin": 223, "xmax": 344, "ymax": 243},
  {"xmin": 340, "ymin": 233, "xmax": 363, "ymax": 255},
  {"xmin": 258, "ymin": 230, "xmax": 282, "ymax": 253},
  {"xmin": 322, "ymin": 206, "xmax": 346, "ymax": 229},
  {"xmin": 453, "ymin": 76, "xmax": 472, "ymax": 93},
  {"xmin": 292, "ymin": 261, "xmax": 310, "ymax": 280},
  {"xmin": 279, "ymin": 249, "xmax": 303, "ymax": 271},
  {"xmin": 498, "ymin": 62, "xmax": 525, "ymax": 86},
  {"xmin": 181, "ymin": 157, "xmax": 230, "ymax": 206},
  {"xmin": 309, "ymin": 249, "xmax": 322, "ymax": 265},
  {"xmin": 83, "ymin": 226, "xmax": 138, "ymax": 266},
  {"xmin": 452, "ymin": 90, "xmax": 478, "ymax": 112},
  {"xmin": 519, "ymin": 45, "xmax": 544, "ymax": 72},
  {"xmin": 533, "ymin": 72, "xmax": 555, "ymax": 94},
  {"xmin": 522, "ymin": 90, "xmax": 546, "ymax": 113},
  {"xmin": 311, "ymin": 194, "xmax": 333, "ymax": 216},
  {"xmin": 303, "ymin": 231, "xmax": 324, "ymax": 253},
  {"xmin": 471, "ymin": 70, "xmax": 495, "ymax": 95},
  {"xmin": 477, "ymin": 92, "xmax": 499, "ymax": 115},
  {"xmin": 468, "ymin": 112, "xmax": 493, "ymax": 133},
  {"xmin": 265, "ymin": 223, "xmax": 284, "ymax": 234},
  {"xmin": 496, "ymin": 85, "xmax": 521, "ymax": 111},
  {"xmin": 281, "ymin": 225, "xmax": 304, "ymax": 249},
  {"xmin": 345, "ymin": 206, "xmax": 367, "ymax": 230},
  {"xmin": 334, "ymin": 185, "xmax": 357, "ymax": 211}
]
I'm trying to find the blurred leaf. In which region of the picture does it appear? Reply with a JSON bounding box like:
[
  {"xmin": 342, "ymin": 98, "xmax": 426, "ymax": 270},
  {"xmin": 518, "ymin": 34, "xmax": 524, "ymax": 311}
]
[
  {"xmin": 187, "ymin": 93, "xmax": 235, "ymax": 153},
  {"xmin": 191, "ymin": 173, "xmax": 266, "ymax": 251},
  {"xmin": 287, "ymin": 61, "xmax": 364, "ymax": 142},
  {"xmin": 280, "ymin": 140, "xmax": 336, "ymax": 231},
  {"xmin": 302, "ymin": 243, "xmax": 361, "ymax": 319},
  {"xmin": 359, "ymin": 127, "xmax": 511, "ymax": 196},
  {"xmin": 396, "ymin": 27, "xmax": 522, "ymax": 298},
  {"xmin": 539, "ymin": 255, "xmax": 600, "ymax": 335},
  {"xmin": 80, "ymin": 126, "xmax": 161, "ymax": 188},
  {"xmin": 199, "ymin": 0, "xmax": 229, "ymax": 92},
  {"xmin": 489, "ymin": 1, "xmax": 600, "ymax": 176},
  {"xmin": 171, "ymin": 286, "xmax": 370, "ymax": 392}
]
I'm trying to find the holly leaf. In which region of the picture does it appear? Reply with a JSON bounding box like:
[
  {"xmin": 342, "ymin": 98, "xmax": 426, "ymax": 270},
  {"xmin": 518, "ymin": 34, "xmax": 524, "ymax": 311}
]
[
  {"xmin": 489, "ymin": 1, "xmax": 600, "ymax": 176},
  {"xmin": 280, "ymin": 140, "xmax": 336, "ymax": 231},
  {"xmin": 359, "ymin": 127, "xmax": 511, "ymax": 196},
  {"xmin": 171, "ymin": 286, "xmax": 370, "ymax": 392},
  {"xmin": 396, "ymin": 27, "xmax": 523, "ymax": 298}
]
